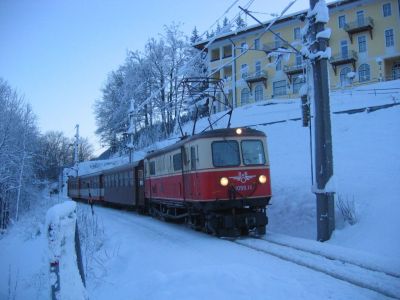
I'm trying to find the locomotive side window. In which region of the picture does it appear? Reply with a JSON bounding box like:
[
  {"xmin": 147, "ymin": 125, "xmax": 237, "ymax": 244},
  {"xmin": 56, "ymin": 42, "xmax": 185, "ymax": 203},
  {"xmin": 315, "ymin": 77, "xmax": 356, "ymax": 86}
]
[
  {"xmin": 190, "ymin": 146, "xmax": 196, "ymax": 170},
  {"xmin": 212, "ymin": 140, "xmax": 240, "ymax": 167},
  {"xmin": 173, "ymin": 153, "xmax": 182, "ymax": 171},
  {"xmin": 149, "ymin": 161, "xmax": 156, "ymax": 175},
  {"xmin": 241, "ymin": 140, "xmax": 266, "ymax": 165}
]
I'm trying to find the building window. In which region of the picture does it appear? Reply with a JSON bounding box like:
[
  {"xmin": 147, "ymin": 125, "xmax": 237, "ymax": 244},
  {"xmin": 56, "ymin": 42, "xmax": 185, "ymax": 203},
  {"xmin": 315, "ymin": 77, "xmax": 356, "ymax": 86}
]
[
  {"xmin": 385, "ymin": 29, "xmax": 394, "ymax": 47},
  {"xmin": 241, "ymin": 42, "xmax": 248, "ymax": 53},
  {"xmin": 340, "ymin": 40, "xmax": 348, "ymax": 58},
  {"xmin": 392, "ymin": 62, "xmax": 400, "ymax": 80},
  {"xmin": 383, "ymin": 3, "xmax": 391, "ymax": 17},
  {"xmin": 241, "ymin": 88, "xmax": 250, "ymax": 105},
  {"xmin": 358, "ymin": 35, "xmax": 367, "ymax": 53},
  {"xmin": 294, "ymin": 27, "xmax": 301, "ymax": 40},
  {"xmin": 255, "ymin": 85, "xmax": 263, "ymax": 102},
  {"xmin": 255, "ymin": 61, "xmax": 261, "ymax": 76},
  {"xmin": 338, "ymin": 15, "xmax": 346, "ymax": 28},
  {"xmin": 273, "ymin": 80, "xmax": 287, "ymax": 96},
  {"xmin": 254, "ymin": 38, "xmax": 260, "ymax": 50},
  {"xmin": 274, "ymin": 33, "xmax": 281, "ymax": 48},
  {"xmin": 295, "ymin": 52, "xmax": 303, "ymax": 66},
  {"xmin": 340, "ymin": 66, "xmax": 352, "ymax": 87},
  {"xmin": 276, "ymin": 57, "xmax": 282, "ymax": 71},
  {"xmin": 358, "ymin": 64, "xmax": 370, "ymax": 82},
  {"xmin": 356, "ymin": 11, "xmax": 365, "ymax": 26},
  {"xmin": 292, "ymin": 75, "xmax": 304, "ymax": 94},
  {"xmin": 241, "ymin": 64, "xmax": 248, "ymax": 79}
]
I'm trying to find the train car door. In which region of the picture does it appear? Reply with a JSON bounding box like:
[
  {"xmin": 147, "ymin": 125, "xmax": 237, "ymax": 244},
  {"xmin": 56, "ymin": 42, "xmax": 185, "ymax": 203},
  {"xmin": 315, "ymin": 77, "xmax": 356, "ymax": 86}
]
[
  {"xmin": 135, "ymin": 161, "xmax": 145, "ymax": 209},
  {"xmin": 182, "ymin": 146, "xmax": 197, "ymax": 201},
  {"xmin": 99, "ymin": 174, "xmax": 104, "ymax": 201}
]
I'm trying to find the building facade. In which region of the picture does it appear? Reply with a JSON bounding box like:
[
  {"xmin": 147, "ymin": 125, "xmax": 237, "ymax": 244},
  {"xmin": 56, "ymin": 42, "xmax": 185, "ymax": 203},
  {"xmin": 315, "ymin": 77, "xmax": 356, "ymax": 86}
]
[{"xmin": 194, "ymin": 0, "xmax": 400, "ymax": 112}]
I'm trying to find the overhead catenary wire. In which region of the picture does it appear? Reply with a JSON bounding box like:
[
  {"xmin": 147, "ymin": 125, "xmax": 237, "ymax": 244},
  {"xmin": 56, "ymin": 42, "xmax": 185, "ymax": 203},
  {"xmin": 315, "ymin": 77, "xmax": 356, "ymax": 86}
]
[
  {"xmin": 133, "ymin": 0, "xmax": 260, "ymax": 118},
  {"xmin": 126, "ymin": 0, "xmax": 257, "ymax": 137},
  {"xmin": 127, "ymin": 0, "xmax": 298, "ymax": 144}
]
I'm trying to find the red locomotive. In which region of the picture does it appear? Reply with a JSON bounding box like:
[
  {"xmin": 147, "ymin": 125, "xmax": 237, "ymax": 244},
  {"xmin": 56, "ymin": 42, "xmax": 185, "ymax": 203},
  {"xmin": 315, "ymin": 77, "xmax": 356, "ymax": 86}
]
[{"xmin": 68, "ymin": 127, "xmax": 271, "ymax": 236}]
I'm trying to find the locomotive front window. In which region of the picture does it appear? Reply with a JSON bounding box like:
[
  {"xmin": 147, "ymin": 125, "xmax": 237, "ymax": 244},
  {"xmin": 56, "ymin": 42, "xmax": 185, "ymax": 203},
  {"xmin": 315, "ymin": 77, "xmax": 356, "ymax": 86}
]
[
  {"xmin": 212, "ymin": 140, "xmax": 240, "ymax": 167},
  {"xmin": 241, "ymin": 140, "xmax": 266, "ymax": 165}
]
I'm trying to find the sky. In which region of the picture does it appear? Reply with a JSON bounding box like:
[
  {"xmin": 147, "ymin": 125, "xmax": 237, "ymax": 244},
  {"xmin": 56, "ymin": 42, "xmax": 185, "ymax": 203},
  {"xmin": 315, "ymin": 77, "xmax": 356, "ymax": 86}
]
[{"xmin": 0, "ymin": 0, "xmax": 310, "ymax": 155}]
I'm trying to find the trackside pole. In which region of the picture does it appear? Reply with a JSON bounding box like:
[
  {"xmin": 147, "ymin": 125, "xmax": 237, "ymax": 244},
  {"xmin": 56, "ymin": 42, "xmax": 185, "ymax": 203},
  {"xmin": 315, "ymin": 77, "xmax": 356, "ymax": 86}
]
[{"xmin": 309, "ymin": 0, "xmax": 335, "ymax": 241}]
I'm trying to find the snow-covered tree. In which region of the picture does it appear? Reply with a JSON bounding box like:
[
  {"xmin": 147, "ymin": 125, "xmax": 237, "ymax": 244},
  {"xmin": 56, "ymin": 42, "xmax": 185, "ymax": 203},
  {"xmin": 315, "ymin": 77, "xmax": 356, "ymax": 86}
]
[
  {"xmin": 94, "ymin": 23, "xmax": 204, "ymax": 150},
  {"xmin": 0, "ymin": 78, "xmax": 39, "ymax": 228},
  {"xmin": 235, "ymin": 15, "xmax": 247, "ymax": 29},
  {"xmin": 190, "ymin": 26, "xmax": 201, "ymax": 44}
]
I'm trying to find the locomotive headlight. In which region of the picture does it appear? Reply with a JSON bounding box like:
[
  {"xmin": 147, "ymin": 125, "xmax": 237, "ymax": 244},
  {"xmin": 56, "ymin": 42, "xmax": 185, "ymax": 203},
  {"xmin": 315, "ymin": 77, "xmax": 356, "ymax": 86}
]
[
  {"xmin": 258, "ymin": 175, "xmax": 267, "ymax": 184},
  {"xmin": 236, "ymin": 128, "xmax": 242, "ymax": 135},
  {"xmin": 220, "ymin": 177, "xmax": 229, "ymax": 187}
]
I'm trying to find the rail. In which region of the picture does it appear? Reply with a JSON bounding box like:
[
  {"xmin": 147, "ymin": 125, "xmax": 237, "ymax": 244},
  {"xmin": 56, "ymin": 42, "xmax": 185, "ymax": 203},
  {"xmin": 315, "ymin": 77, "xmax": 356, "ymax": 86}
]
[{"xmin": 231, "ymin": 236, "xmax": 400, "ymax": 299}]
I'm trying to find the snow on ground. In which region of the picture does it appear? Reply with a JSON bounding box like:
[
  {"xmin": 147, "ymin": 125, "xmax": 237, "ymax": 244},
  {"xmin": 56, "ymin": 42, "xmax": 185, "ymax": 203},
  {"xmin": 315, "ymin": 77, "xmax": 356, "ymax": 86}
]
[
  {"xmin": 0, "ymin": 192, "xmax": 62, "ymax": 299},
  {"xmin": 46, "ymin": 201, "xmax": 87, "ymax": 300},
  {"xmin": 84, "ymin": 205, "xmax": 392, "ymax": 300},
  {"xmin": 1, "ymin": 80, "xmax": 399, "ymax": 299}
]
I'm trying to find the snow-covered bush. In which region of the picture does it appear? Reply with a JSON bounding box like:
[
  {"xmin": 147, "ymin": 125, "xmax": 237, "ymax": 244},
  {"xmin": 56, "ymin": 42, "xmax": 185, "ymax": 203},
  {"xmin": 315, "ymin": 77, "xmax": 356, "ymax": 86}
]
[
  {"xmin": 76, "ymin": 205, "xmax": 105, "ymax": 277},
  {"xmin": 337, "ymin": 195, "xmax": 358, "ymax": 225}
]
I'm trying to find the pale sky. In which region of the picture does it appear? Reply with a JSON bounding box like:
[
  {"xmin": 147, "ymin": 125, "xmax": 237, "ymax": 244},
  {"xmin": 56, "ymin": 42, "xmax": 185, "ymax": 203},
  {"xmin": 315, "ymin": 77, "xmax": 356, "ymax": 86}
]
[{"xmin": 0, "ymin": 0, "xmax": 310, "ymax": 155}]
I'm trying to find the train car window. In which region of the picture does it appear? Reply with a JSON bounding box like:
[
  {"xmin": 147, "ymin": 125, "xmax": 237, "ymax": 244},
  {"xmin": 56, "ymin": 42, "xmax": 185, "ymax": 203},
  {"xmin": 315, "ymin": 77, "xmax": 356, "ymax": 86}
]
[
  {"xmin": 190, "ymin": 146, "xmax": 196, "ymax": 170},
  {"xmin": 241, "ymin": 140, "xmax": 266, "ymax": 165},
  {"xmin": 212, "ymin": 141, "xmax": 240, "ymax": 167},
  {"xmin": 173, "ymin": 153, "xmax": 182, "ymax": 171},
  {"xmin": 150, "ymin": 161, "xmax": 156, "ymax": 175}
]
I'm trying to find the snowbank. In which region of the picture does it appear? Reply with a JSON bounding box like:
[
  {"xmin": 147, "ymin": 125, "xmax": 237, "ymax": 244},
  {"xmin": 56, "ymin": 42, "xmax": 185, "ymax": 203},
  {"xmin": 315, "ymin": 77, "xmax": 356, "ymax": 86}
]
[{"xmin": 46, "ymin": 201, "xmax": 87, "ymax": 300}]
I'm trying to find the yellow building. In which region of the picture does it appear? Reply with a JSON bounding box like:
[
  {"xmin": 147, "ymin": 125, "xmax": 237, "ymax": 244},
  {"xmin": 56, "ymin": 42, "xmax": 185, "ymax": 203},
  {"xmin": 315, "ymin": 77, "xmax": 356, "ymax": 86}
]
[{"xmin": 194, "ymin": 0, "xmax": 400, "ymax": 111}]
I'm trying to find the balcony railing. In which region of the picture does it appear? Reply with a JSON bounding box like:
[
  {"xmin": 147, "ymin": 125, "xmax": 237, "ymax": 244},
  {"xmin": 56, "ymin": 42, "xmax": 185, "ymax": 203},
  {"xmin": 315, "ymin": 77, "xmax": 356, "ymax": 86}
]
[
  {"xmin": 244, "ymin": 70, "xmax": 268, "ymax": 90},
  {"xmin": 329, "ymin": 51, "xmax": 358, "ymax": 74},
  {"xmin": 283, "ymin": 63, "xmax": 305, "ymax": 75},
  {"xmin": 344, "ymin": 17, "xmax": 374, "ymax": 43},
  {"xmin": 245, "ymin": 70, "xmax": 268, "ymax": 82},
  {"xmin": 262, "ymin": 40, "xmax": 289, "ymax": 52}
]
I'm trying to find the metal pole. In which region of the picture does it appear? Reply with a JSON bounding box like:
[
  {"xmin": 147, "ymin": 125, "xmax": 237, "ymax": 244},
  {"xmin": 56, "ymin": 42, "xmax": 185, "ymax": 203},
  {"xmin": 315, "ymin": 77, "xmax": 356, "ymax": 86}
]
[
  {"xmin": 74, "ymin": 124, "xmax": 80, "ymax": 177},
  {"xmin": 309, "ymin": 0, "xmax": 335, "ymax": 241}
]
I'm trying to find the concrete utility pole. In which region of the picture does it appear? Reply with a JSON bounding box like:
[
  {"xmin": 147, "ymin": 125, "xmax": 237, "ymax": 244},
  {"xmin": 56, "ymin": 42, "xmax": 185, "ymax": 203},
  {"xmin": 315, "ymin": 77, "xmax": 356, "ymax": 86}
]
[
  {"xmin": 309, "ymin": 0, "xmax": 335, "ymax": 241},
  {"xmin": 74, "ymin": 124, "xmax": 80, "ymax": 177}
]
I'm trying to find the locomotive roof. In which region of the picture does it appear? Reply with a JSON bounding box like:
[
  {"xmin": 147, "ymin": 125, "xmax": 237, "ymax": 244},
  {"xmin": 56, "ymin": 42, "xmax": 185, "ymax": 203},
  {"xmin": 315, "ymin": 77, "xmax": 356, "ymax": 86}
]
[{"xmin": 146, "ymin": 127, "xmax": 266, "ymax": 159}]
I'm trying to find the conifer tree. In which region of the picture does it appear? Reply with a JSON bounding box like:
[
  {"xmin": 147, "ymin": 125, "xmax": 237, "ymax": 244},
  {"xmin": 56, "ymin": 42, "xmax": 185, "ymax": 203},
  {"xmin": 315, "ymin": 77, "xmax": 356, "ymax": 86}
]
[{"xmin": 235, "ymin": 15, "xmax": 247, "ymax": 29}]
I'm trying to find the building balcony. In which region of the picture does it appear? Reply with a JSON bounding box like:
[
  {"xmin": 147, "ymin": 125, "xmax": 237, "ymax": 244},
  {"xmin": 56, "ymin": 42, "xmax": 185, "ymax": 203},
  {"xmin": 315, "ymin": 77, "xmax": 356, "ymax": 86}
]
[
  {"xmin": 283, "ymin": 63, "xmax": 305, "ymax": 75},
  {"xmin": 244, "ymin": 70, "xmax": 268, "ymax": 89},
  {"xmin": 283, "ymin": 63, "xmax": 305, "ymax": 82},
  {"xmin": 262, "ymin": 40, "xmax": 289, "ymax": 52},
  {"xmin": 344, "ymin": 17, "xmax": 374, "ymax": 43},
  {"xmin": 329, "ymin": 51, "xmax": 358, "ymax": 74}
]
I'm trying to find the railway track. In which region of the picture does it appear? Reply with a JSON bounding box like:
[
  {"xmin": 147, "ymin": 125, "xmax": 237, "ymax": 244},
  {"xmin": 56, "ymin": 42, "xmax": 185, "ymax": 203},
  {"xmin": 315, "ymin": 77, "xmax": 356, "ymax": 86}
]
[{"xmin": 231, "ymin": 236, "xmax": 400, "ymax": 299}]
